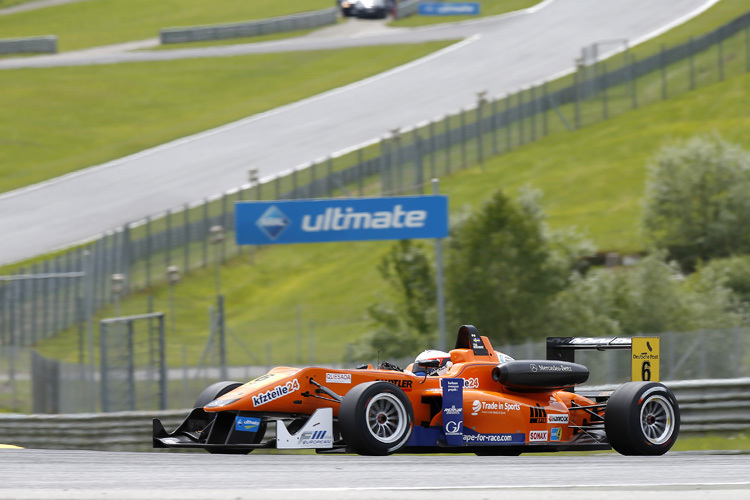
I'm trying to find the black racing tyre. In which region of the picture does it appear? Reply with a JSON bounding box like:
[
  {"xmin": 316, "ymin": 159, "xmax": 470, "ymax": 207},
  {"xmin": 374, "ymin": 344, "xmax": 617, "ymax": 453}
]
[
  {"xmin": 604, "ymin": 382, "xmax": 680, "ymax": 456},
  {"xmin": 339, "ymin": 381, "xmax": 414, "ymax": 456},
  {"xmin": 194, "ymin": 381, "xmax": 242, "ymax": 408}
]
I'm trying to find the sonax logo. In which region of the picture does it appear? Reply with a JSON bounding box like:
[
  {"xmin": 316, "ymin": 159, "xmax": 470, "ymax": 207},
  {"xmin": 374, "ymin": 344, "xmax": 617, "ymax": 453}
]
[
  {"xmin": 256, "ymin": 205, "xmax": 290, "ymax": 240},
  {"xmin": 529, "ymin": 430, "xmax": 548, "ymax": 442}
]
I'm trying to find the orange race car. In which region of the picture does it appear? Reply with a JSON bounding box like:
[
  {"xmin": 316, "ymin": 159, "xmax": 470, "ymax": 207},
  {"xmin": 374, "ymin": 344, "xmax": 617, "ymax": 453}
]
[{"xmin": 153, "ymin": 325, "xmax": 680, "ymax": 456}]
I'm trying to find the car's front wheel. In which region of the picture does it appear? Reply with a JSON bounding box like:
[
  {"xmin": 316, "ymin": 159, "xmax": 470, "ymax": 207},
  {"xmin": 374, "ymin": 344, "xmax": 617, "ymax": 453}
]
[
  {"xmin": 339, "ymin": 382, "xmax": 413, "ymax": 455},
  {"xmin": 604, "ymin": 382, "xmax": 680, "ymax": 455}
]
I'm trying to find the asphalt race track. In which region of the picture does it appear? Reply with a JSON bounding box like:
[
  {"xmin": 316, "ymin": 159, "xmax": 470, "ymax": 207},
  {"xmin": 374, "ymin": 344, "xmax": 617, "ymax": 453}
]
[
  {"xmin": 0, "ymin": 449, "xmax": 748, "ymax": 499},
  {"xmin": 0, "ymin": 0, "xmax": 717, "ymax": 265}
]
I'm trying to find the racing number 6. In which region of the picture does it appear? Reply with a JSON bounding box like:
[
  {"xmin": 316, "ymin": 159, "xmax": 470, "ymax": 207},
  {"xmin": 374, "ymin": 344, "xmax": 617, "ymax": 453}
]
[{"xmin": 641, "ymin": 361, "xmax": 651, "ymax": 381}]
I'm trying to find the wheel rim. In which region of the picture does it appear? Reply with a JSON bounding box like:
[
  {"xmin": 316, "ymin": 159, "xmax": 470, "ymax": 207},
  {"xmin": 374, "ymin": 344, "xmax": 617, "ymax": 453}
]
[
  {"xmin": 640, "ymin": 395, "xmax": 675, "ymax": 445},
  {"xmin": 365, "ymin": 393, "xmax": 407, "ymax": 444}
]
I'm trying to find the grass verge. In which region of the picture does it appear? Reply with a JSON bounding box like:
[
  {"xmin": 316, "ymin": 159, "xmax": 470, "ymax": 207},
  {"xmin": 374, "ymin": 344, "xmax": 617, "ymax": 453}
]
[
  {"xmin": 0, "ymin": 0, "xmax": 334, "ymax": 52},
  {"xmin": 0, "ymin": 41, "xmax": 454, "ymax": 195}
]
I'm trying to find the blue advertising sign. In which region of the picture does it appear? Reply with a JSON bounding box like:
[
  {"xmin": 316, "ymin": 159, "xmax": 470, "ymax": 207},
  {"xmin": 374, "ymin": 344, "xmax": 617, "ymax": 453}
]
[
  {"xmin": 235, "ymin": 196, "xmax": 448, "ymax": 245},
  {"xmin": 441, "ymin": 378, "xmax": 463, "ymax": 446},
  {"xmin": 418, "ymin": 2, "xmax": 480, "ymax": 16}
]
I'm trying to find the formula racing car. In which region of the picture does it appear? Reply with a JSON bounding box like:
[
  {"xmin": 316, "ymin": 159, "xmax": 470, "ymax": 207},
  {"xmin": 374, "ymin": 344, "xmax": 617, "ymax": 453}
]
[{"xmin": 153, "ymin": 325, "xmax": 680, "ymax": 455}]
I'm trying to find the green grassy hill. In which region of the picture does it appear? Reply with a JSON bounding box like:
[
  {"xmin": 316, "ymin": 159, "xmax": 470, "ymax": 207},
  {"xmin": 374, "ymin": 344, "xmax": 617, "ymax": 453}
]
[{"xmin": 36, "ymin": 70, "xmax": 750, "ymax": 367}]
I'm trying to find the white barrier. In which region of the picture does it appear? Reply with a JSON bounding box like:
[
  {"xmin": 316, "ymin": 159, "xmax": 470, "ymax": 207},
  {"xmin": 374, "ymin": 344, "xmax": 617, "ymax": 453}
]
[
  {"xmin": 160, "ymin": 8, "xmax": 338, "ymax": 44},
  {"xmin": 0, "ymin": 35, "xmax": 57, "ymax": 55}
]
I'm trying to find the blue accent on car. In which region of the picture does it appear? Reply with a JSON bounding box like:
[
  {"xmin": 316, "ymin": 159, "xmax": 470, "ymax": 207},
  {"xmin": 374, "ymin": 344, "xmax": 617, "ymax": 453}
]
[
  {"xmin": 441, "ymin": 378, "xmax": 464, "ymax": 446},
  {"xmin": 234, "ymin": 416, "xmax": 261, "ymax": 432}
]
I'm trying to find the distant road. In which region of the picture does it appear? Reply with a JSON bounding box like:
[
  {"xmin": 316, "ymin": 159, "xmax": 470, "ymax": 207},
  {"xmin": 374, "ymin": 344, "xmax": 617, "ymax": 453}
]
[{"xmin": 0, "ymin": 0, "xmax": 717, "ymax": 265}]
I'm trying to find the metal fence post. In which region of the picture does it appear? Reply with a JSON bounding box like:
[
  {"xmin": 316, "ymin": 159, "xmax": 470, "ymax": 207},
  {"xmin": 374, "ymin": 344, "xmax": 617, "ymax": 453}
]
[
  {"xmin": 661, "ymin": 44, "xmax": 667, "ymax": 100},
  {"xmin": 491, "ymin": 97, "xmax": 499, "ymax": 154},
  {"xmin": 601, "ymin": 61, "xmax": 608, "ymax": 120},
  {"xmin": 530, "ymin": 85, "xmax": 537, "ymax": 143},
  {"xmin": 718, "ymin": 27, "xmax": 724, "ymax": 82},
  {"xmin": 100, "ymin": 323, "xmax": 109, "ymax": 412},
  {"xmin": 327, "ymin": 157, "xmax": 333, "ymax": 197},
  {"xmin": 202, "ymin": 199, "xmax": 209, "ymax": 268},
  {"xmin": 166, "ymin": 209, "xmax": 172, "ymax": 267},
  {"xmin": 159, "ymin": 315, "xmax": 167, "ymax": 410},
  {"xmin": 460, "ymin": 109, "xmax": 466, "ymax": 169},
  {"xmin": 542, "ymin": 81, "xmax": 549, "ymax": 136},
  {"xmin": 127, "ymin": 320, "xmax": 135, "ymax": 410},
  {"xmin": 689, "ymin": 37, "xmax": 696, "ymax": 90},
  {"xmin": 518, "ymin": 89, "xmax": 525, "ymax": 145},
  {"xmin": 573, "ymin": 69, "xmax": 583, "ymax": 130},
  {"xmin": 505, "ymin": 92, "xmax": 512, "ymax": 151},
  {"xmin": 445, "ymin": 117, "xmax": 452, "ymax": 175}
]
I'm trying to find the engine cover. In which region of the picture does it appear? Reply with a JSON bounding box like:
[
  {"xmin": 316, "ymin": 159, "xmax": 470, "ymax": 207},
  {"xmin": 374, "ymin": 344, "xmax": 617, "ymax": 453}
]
[{"xmin": 492, "ymin": 360, "xmax": 589, "ymax": 392}]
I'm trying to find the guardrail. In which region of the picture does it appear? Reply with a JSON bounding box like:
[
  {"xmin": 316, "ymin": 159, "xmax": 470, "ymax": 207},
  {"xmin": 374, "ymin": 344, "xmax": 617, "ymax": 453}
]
[
  {"xmin": 160, "ymin": 8, "xmax": 338, "ymax": 44},
  {"xmin": 1, "ymin": 378, "xmax": 747, "ymax": 451},
  {"xmin": 394, "ymin": 0, "xmax": 422, "ymax": 19},
  {"xmin": 0, "ymin": 35, "xmax": 57, "ymax": 55}
]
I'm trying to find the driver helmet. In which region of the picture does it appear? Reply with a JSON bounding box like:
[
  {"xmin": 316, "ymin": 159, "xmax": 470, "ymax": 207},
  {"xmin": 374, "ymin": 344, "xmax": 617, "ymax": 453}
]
[{"xmin": 413, "ymin": 349, "xmax": 453, "ymax": 376}]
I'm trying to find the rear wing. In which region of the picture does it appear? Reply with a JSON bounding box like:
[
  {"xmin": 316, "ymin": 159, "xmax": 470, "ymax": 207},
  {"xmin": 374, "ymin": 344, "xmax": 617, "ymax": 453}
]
[{"xmin": 546, "ymin": 336, "xmax": 660, "ymax": 382}]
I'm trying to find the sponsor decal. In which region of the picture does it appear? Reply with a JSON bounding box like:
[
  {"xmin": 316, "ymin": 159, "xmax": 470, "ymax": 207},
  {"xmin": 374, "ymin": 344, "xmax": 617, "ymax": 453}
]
[
  {"xmin": 550, "ymin": 427, "xmax": 562, "ymax": 441},
  {"xmin": 444, "ymin": 379, "xmax": 463, "ymax": 392},
  {"xmin": 256, "ymin": 206, "xmax": 290, "ymax": 240},
  {"xmin": 547, "ymin": 413, "xmax": 569, "ymax": 424},
  {"xmin": 445, "ymin": 420, "xmax": 463, "ymax": 436},
  {"xmin": 235, "ymin": 416, "xmax": 261, "ymax": 433},
  {"xmin": 471, "ymin": 400, "xmax": 482, "ymax": 416},
  {"xmin": 567, "ymin": 337, "xmax": 631, "ymax": 346},
  {"xmin": 441, "ymin": 378, "xmax": 464, "ymax": 446},
  {"xmin": 298, "ymin": 430, "xmax": 332, "ymax": 447},
  {"xmin": 462, "ymin": 430, "xmax": 525, "ymax": 445},
  {"xmin": 529, "ymin": 430, "xmax": 548, "ymax": 442},
  {"xmin": 300, "ymin": 205, "xmax": 427, "ymax": 232},
  {"xmin": 464, "ymin": 377, "xmax": 480, "ymax": 389},
  {"xmin": 632, "ymin": 353, "xmax": 659, "ymax": 360},
  {"xmin": 471, "ymin": 401, "xmax": 522, "ymax": 415},
  {"xmin": 325, "ymin": 373, "xmax": 351, "ymax": 384},
  {"xmin": 376, "ymin": 379, "xmax": 413, "ymax": 391},
  {"xmin": 443, "ymin": 404, "xmax": 462, "ymax": 415},
  {"xmin": 530, "ymin": 362, "xmax": 573, "ymax": 373},
  {"xmin": 529, "ymin": 404, "xmax": 547, "ymax": 424},
  {"xmin": 252, "ymin": 379, "xmax": 300, "ymax": 407}
]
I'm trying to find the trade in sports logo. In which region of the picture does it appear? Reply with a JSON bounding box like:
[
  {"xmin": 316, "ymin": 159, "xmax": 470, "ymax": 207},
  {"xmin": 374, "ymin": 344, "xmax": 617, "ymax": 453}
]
[{"xmin": 255, "ymin": 205, "xmax": 290, "ymax": 240}]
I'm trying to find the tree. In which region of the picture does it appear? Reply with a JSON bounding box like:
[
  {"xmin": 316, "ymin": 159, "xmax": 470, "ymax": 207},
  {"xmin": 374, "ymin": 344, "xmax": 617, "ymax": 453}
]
[
  {"xmin": 642, "ymin": 134, "xmax": 750, "ymax": 270},
  {"xmin": 549, "ymin": 251, "xmax": 742, "ymax": 338},
  {"xmin": 445, "ymin": 188, "xmax": 592, "ymax": 343},
  {"xmin": 351, "ymin": 240, "xmax": 437, "ymax": 361}
]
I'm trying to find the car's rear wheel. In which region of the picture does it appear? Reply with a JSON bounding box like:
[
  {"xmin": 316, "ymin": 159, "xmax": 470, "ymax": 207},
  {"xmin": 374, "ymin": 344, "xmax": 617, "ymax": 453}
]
[
  {"xmin": 339, "ymin": 382, "xmax": 413, "ymax": 456},
  {"xmin": 604, "ymin": 382, "xmax": 680, "ymax": 455}
]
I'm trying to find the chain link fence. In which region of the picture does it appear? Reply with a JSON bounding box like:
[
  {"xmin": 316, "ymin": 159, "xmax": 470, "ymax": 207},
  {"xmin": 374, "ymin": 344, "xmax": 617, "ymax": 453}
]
[
  {"xmin": 1, "ymin": 327, "xmax": 747, "ymax": 414},
  {"xmin": 2, "ymin": 12, "xmax": 750, "ymax": 412}
]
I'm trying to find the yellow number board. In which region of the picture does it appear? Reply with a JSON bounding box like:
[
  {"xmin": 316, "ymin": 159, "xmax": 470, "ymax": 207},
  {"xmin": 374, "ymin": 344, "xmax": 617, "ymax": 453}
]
[{"xmin": 631, "ymin": 337, "xmax": 659, "ymax": 382}]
